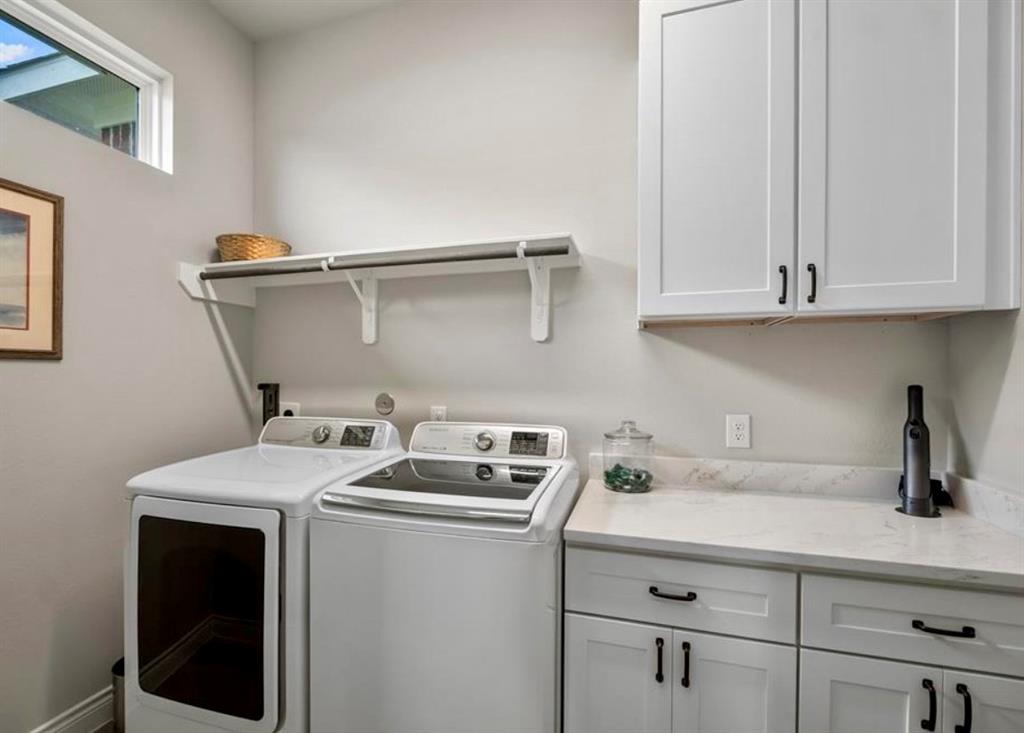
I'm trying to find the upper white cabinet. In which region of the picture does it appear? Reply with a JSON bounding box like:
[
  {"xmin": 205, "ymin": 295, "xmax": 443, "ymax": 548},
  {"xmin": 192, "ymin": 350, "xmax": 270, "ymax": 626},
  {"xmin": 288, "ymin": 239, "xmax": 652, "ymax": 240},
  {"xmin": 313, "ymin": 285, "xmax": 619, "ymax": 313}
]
[
  {"xmin": 638, "ymin": 0, "xmax": 1021, "ymax": 324},
  {"xmin": 638, "ymin": 0, "xmax": 796, "ymax": 319},
  {"xmin": 799, "ymin": 0, "xmax": 989, "ymax": 313}
]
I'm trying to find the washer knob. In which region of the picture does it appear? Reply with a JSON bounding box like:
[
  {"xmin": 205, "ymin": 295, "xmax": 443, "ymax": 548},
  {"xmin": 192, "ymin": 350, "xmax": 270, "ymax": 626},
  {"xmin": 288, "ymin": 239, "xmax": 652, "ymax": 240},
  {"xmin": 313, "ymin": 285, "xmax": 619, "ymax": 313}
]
[
  {"xmin": 474, "ymin": 431, "xmax": 496, "ymax": 451},
  {"xmin": 312, "ymin": 425, "xmax": 332, "ymax": 444},
  {"xmin": 475, "ymin": 464, "xmax": 494, "ymax": 481}
]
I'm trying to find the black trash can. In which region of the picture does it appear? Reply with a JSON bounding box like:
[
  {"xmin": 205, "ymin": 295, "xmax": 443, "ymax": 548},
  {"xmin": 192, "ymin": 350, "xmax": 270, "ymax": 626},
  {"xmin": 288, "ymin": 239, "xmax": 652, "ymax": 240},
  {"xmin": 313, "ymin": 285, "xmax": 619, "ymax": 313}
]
[{"xmin": 111, "ymin": 658, "xmax": 125, "ymax": 733}]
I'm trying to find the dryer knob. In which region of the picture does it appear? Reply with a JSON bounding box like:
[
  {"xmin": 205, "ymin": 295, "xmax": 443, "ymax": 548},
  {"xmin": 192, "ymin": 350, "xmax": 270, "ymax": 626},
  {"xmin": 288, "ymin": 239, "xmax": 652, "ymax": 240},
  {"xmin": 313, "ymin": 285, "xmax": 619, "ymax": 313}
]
[
  {"xmin": 312, "ymin": 425, "xmax": 332, "ymax": 444},
  {"xmin": 475, "ymin": 464, "xmax": 494, "ymax": 481},
  {"xmin": 475, "ymin": 431, "xmax": 495, "ymax": 451}
]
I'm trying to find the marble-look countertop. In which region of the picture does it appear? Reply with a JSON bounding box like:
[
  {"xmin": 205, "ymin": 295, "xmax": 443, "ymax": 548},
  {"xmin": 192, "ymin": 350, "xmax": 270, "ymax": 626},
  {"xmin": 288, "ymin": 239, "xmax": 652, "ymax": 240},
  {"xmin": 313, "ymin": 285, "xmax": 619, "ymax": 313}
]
[{"xmin": 564, "ymin": 478, "xmax": 1024, "ymax": 590}]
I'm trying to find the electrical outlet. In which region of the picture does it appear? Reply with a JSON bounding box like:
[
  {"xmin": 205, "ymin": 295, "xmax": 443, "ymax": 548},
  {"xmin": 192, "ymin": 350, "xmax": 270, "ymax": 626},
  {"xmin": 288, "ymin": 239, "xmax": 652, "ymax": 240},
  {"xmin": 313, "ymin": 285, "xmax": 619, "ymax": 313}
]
[
  {"xmin": 726, "ymin": 414, "xmax": 751, "ymax": 448},
  {"xmin": 280, "ymin": 402, "xmax": 301, "ymax": 417},
  {"xmin": 430, "ymin": 405, "xmax": 448, "ymax": 422}
]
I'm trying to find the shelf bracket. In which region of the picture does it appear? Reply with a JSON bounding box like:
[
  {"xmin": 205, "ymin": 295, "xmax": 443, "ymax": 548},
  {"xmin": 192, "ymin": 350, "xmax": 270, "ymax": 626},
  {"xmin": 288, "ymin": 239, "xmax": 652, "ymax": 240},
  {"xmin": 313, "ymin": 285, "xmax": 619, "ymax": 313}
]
[
  {"xmin": 344, "ymin": 271, "xmax": 379, "ymax": 345},
  {"xmin": 518, "ymin": 241, "xmax": 551, "ymax": 342}
]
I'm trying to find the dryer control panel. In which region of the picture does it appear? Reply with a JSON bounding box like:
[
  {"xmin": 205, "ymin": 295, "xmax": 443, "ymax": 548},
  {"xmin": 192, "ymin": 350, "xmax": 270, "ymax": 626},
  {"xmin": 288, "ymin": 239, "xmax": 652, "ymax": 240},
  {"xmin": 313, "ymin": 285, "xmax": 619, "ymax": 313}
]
[
  {"xmin": 260, "ymin": 417, "xmax": 397, "ymax": 451},
  {"xmin": 410, "ymin": 422, "xmax": 567, "ymax": 459}
]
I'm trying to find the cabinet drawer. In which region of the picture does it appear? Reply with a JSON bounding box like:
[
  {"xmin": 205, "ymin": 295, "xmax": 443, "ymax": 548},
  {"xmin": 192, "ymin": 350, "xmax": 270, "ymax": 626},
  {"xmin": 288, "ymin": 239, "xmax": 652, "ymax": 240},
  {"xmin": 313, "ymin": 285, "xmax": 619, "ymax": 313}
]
[
  {"xmin": 802, "ymin": 574, "xmax": 1024, "ymax": 678},
  {"xmin": 565, "ymin": 547, "xmax": 797, "ymax": 643}
]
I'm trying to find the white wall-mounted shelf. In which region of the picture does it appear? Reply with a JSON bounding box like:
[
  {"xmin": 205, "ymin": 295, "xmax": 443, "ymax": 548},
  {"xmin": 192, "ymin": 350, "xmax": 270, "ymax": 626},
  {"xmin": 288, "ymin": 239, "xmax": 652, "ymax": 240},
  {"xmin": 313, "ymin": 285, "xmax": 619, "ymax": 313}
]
[{"xmin": 178, "ymin": 233, "xmax": 580, "ymax": 343}]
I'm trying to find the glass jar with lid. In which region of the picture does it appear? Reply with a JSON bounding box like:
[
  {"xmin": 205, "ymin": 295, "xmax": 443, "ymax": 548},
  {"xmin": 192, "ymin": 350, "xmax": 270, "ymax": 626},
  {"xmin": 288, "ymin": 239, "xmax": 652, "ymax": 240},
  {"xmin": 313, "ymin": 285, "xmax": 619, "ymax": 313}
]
[{"xmin": 602, "ymin": 420, "xmax": 654, "ymax": 493}]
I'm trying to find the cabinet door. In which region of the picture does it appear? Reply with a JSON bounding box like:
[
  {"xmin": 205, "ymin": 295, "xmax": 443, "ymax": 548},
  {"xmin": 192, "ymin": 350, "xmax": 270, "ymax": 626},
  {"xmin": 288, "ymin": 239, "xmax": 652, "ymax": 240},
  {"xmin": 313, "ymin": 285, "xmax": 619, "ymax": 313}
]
[
  {"xmin": 943, "ymin": 671, "xmax": 1024, "ymax": 733},
  {"xmin": 638, "ymin": 0, "xmax": 796, "ymax": 320},
  {"xmin": 798, "ymin": 0, "xmax": 989, "ymax": 313},
  {"xmin": 800, "ymin": 650, "xmax": 942, "ymax": 733},
  {"xmin": 672, "ymin": 630, "xmax": 796, "ymax": 733},
  {"xmin": 564, "ymin": 613, "xmax": 671, "ymax": 733}
]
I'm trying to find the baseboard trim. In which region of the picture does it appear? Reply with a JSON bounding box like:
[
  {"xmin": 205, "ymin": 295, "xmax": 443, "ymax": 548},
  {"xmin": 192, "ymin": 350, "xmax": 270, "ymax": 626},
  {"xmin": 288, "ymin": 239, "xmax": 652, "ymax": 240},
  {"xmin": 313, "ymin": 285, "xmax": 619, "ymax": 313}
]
[{"xmin": 28, "ymin": 686, "xmax": 113, "ymax": 733}]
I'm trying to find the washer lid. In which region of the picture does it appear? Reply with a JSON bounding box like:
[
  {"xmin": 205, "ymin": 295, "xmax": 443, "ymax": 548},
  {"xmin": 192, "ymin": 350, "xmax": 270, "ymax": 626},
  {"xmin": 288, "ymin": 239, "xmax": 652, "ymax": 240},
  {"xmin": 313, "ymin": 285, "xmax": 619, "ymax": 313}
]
[
  {"xmin": 319, "ymin": 457, "xmax": 559, "ymax": 525},
  {"xmin": 127, "ymin": 418, "xmax": 403, "ymax": 515}
]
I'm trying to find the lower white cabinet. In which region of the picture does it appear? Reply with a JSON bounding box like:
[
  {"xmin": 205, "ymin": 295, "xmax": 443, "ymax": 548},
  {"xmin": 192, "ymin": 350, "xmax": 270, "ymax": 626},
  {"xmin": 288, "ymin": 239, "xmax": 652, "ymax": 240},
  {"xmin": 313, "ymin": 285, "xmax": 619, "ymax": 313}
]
[
  {"xmin": 802, "ymin": 573, "xmax": 1024, "ymax": 678},
  {"xmin": 942, "ymin": 671, "xmax": 1024, "ymax": 733},
  {"xmin": 800, "ymin": 650, "xmax": 1024, "ymax": 733},
  {"xmin": 564, "ymin": 614, "xmax": 671, "ymax": 733},
  {"xmin": 564, "ymin": 549, "xmax": 1024, "ymax": 733},
  {"xmin": 800, "ymin": 650, "xmax": 942, "ymax": 733},
  {"xmin": 564, "ymin": 613, "xmax": 796, "ymax": 733},
  {"xmin": 671, "ymin": 629, "xmax": 796, "ymax": 733}
]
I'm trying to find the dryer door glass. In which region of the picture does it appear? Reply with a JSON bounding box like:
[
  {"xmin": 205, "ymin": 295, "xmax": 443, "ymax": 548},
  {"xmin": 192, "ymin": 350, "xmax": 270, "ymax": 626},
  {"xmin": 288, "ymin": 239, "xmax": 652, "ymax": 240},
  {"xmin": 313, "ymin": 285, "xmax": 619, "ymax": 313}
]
[{"xmin": 136, "ymin": 516, "xmax": 266, "ymax": 720}]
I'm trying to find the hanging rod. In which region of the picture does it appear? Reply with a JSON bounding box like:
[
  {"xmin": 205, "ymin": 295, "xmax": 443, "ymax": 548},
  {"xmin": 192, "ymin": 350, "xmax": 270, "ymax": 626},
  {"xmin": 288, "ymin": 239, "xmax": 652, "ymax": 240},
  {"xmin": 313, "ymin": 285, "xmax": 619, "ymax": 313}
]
[{"xmin": 199, "ymin": 240, "xmax": 570, "ymax": 282}]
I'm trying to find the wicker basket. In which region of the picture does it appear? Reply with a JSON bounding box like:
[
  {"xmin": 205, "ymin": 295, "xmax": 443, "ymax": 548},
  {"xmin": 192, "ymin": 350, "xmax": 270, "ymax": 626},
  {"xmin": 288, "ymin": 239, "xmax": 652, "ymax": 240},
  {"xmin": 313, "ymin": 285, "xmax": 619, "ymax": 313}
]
[{"xmin": 216, "ymin": 233, "xmax": 291, "ymax": 262}]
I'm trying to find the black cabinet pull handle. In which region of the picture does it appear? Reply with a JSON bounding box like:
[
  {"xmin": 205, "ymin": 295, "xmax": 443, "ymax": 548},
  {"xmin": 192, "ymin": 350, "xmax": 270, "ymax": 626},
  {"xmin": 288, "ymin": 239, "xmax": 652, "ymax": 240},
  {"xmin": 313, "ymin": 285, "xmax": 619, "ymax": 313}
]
[
  {"xmin": 681, "ymin": 641, "xmax": 691, "ymax": 688},
  {"xmin": 955, "ymin": 683, "xmax": 972, "ymax": 733},
  {"xmin": 807, "ymin": 263, "xmax": 817, "ymax": 303},
  {"xmin": 912, "ymin": 619, "xmax": 977, "ymax": 638},
  {"xmin": 649, "ymin": 586, "xmax": 697, "ymax": 602},
  {"xmin": 921, "ymin": 679, "xmax": 937, "ymax": 731},
  {"xmin": 655, "ymin": 637, "xmax": 664, "ymax": 683},
  {"xmin": 778, "ymin": 265, "xmax": 788, "ymax": 305}
]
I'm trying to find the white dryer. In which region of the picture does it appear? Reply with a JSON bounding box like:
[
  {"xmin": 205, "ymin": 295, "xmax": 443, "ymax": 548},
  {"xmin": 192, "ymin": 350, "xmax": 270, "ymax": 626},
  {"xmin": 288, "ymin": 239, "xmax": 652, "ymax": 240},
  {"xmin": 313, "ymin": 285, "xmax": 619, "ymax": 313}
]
[
  {"xmin": 124, "ymin": 417, "xmax": 403, "ymax": 733},
  {"xmin": 310, "ymin": 422, "xmax": 580, "ymax": 733}
]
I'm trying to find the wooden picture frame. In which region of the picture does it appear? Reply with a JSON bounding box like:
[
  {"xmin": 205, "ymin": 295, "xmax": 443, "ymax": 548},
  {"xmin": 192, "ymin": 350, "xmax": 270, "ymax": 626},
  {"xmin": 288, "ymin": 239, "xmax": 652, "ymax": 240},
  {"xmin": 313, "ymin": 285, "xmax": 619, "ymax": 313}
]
[{"xmin": 0, "ymin": 177, "xmax": 64, "ymax": 360}]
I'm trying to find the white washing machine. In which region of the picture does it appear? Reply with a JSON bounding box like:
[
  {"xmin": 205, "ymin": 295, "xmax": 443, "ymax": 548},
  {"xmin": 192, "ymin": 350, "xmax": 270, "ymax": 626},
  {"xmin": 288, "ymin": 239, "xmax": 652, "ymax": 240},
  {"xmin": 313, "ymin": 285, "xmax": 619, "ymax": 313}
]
[
  {"xmin": 310, "ymin": 421, "xmax": 580, "ymax": 733},
  {"xmin": 123, "ymin": 417, "xmax": 403, "ymax": 733}
]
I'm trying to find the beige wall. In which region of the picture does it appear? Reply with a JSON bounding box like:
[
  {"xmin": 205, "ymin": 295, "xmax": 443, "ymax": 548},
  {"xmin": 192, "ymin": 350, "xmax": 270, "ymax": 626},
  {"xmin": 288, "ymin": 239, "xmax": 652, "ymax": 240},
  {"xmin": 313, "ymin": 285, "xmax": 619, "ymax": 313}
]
[
  {"xmin": 0, "ymin": 1, "xmax": 254, "ymax": 729},
  {"xmin": 253, "ymin": 0, "xmax": 950, "ymax": 468}
]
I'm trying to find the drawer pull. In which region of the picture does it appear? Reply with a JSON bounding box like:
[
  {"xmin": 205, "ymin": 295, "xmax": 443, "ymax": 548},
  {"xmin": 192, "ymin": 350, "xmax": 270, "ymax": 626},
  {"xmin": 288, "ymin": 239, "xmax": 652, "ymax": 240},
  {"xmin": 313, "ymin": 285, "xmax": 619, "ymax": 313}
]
[
  {"xmin": 807, "ymin": 263, "xmax": 818, "ymax": 303},
  {"xmin": 955, "ymin": 683, "xmax": 972, "ymax": 733},
  {"xmin": 680, "ymin": 641, "xmax": 691, "ymax": 688},
  {"xmin": 921, "ymin": 678, "xmax": 937, "ymax": 731},
  {"xmin": 655, "ymin": 637, "xmax": 664, "ymax": 683},
  {"xmin": 912, "ymin": 619, "xmax": 976, "ymax": 638},
  {"xmin": 649, "ymin": 586, "xmax": 697, "ymax": 602}
]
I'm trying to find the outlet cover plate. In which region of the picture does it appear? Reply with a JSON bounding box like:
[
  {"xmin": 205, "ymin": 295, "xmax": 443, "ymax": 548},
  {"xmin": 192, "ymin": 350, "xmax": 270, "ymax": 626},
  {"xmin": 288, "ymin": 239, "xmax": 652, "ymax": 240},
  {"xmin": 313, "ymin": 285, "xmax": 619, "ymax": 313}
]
[{"xmin": 726, "ymin": 413, "xmax": 751, "ymax": 448}]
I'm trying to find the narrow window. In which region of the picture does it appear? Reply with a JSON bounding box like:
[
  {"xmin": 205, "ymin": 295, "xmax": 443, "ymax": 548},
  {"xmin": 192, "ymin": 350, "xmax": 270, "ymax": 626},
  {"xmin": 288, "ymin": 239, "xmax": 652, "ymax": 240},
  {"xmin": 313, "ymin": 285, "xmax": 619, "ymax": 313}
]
[{"xmin": 0, "ymin": 0, "xmax": 172, "ymax": 172}]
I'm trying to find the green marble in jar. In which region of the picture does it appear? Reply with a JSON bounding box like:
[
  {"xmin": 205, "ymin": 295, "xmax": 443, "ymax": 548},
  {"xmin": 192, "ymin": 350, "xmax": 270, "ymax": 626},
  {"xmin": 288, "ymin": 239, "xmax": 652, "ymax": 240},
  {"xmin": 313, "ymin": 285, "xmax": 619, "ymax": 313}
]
[{"xmin": 603, "ymin": 463, "xmax": 654, "ymax": 493}]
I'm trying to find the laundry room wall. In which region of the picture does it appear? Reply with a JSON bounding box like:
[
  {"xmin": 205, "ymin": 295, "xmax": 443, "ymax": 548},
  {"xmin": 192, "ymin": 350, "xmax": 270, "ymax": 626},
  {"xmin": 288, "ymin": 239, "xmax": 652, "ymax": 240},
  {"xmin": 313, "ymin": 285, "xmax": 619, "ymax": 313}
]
[
  {"xmin": 948, "ymin": 311, "xmax": 1024, "ymax": 491},
  {"xmin": 251, "ymin": 0, "xmax": 951, "ymax": 471},
  {"xmin": 0, "ymin": 1, "xmax": 254, "ymax": 729}
]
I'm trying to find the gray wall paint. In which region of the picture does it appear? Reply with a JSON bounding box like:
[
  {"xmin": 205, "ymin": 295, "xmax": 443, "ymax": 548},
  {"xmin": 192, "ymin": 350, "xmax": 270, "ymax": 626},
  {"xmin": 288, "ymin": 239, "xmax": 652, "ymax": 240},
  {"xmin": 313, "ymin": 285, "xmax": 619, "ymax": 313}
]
[
  {"xmin": 0, "ymin": 1, "xmax": 254, "ymax": 728},
  {"xmin": 253, "ymin": 0, "xmax": 949, "ymax": 468},
  {"xmin": 949, "ymin": 311, "xmax": 1024, "ymax": 491}
]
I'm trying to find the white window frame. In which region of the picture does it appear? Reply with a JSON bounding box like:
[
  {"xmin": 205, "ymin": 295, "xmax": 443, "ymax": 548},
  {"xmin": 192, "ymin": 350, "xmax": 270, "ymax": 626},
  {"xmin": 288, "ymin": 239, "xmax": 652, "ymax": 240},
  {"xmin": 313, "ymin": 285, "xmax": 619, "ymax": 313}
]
[{"xmin": 0, "ymin": 0, "xmax": 174, "ymax": 172}]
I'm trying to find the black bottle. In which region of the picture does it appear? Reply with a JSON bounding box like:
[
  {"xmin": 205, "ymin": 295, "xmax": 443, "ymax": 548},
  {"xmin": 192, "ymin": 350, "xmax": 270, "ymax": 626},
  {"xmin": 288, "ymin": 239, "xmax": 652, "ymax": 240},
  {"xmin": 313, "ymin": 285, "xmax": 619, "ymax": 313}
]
[{"xmin": 899, "ymin": 385, "xmax": 935, "ymax": 517}]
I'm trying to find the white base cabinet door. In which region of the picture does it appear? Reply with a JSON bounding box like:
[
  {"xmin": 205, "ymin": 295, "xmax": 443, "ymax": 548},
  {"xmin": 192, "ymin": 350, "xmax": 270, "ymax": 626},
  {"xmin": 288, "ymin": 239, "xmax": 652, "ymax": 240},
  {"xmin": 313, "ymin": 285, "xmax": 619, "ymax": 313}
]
[
  {"xmin": 564, "ymin": 614, "xmax": 672, "ymax": 733},
  {"xmin": 942, "ymin": 671, "xmax": 1024, "ymax": 733},
  {"xmin": 672, "ymin": 630, "xmax": 796, "ymax": 733},
  {"xmin": 800, "ymin": 650, "xmax": 943, "ymax": 733}
]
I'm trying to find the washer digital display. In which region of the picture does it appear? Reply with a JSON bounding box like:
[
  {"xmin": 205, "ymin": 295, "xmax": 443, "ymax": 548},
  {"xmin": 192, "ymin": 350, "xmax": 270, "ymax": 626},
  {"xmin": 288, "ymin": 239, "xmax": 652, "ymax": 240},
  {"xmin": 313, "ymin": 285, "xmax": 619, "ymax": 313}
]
[
  {"xmin": 340, "ymin": 425, "xmax": 376, "ymax": 447},
  {"xmin": 509, "ymin": 431, "xmax": 548, "ymax": 456}
]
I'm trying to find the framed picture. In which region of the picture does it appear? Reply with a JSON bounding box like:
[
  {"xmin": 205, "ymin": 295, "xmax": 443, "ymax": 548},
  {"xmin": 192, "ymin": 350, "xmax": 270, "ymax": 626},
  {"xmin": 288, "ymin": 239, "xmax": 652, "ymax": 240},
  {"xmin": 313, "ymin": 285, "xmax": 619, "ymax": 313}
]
[{"xmin": 0, "ymin": 178, "xmax": 63, "ymax": 360}]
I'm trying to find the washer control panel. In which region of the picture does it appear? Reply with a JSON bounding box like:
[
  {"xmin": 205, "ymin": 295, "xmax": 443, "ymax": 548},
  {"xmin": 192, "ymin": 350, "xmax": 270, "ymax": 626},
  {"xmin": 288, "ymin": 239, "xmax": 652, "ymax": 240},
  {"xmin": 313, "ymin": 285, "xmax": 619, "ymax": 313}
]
[
  {"xmin": 410, "ymin": 422, "xmax": 566, "ymax": 459},
  {"xmin": 260, "ymin": 417, "xmax": 394, "ymax": 451}
]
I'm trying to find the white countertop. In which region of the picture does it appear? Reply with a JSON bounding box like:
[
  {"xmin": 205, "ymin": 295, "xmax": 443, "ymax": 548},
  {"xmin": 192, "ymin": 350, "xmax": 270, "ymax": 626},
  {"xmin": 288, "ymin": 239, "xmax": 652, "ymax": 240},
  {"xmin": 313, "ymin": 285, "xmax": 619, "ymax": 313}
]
[{"xmin": 564, "ymin": 479, "xmax": 1024, "ymax": 590}]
